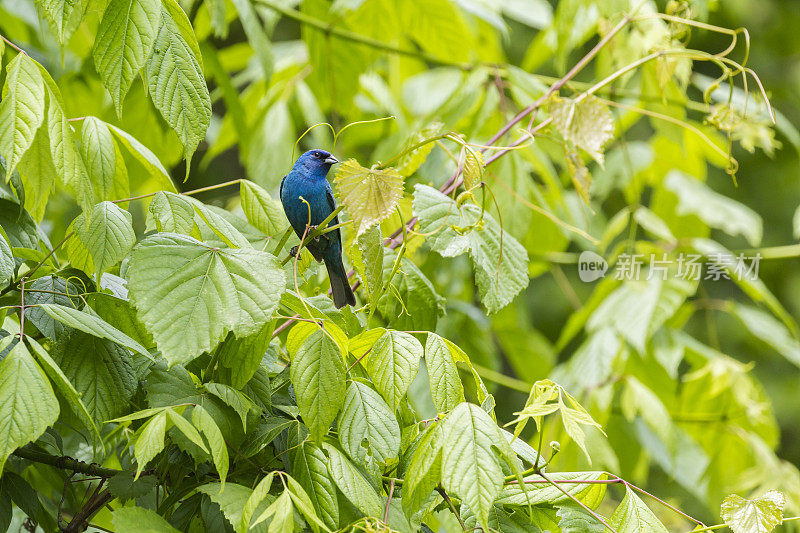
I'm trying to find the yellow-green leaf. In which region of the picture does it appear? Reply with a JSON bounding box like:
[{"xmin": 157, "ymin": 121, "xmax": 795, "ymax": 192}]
[{"xmin": 334, "ymin": 159, "xmax": 404, "ymax": 236}]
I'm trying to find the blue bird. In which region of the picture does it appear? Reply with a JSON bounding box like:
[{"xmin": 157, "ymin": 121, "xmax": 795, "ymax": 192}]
[{"xmin": 280, "ymin": 149, "xmax": 356, "ymax": 308}]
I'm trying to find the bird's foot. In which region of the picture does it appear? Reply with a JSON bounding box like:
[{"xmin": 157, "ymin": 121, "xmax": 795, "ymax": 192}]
[{"xmin": 290, "ymin": 246, "xmax": 299, "ymax": 257}]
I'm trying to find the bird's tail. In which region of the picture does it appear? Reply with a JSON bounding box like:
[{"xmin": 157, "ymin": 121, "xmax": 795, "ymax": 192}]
[{"xmin": 324, "ymin": 249, "xmax": 356, "ymax": 308}]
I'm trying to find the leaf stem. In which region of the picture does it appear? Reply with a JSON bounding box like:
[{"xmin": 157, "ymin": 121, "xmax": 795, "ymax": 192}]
[
  {"xmin": 436, "ymin": 486, "xmax": 466, "ymax": 531},
  {"xmin": 537, "ymin": 470, "xmax": 618, "ymax": 533}
]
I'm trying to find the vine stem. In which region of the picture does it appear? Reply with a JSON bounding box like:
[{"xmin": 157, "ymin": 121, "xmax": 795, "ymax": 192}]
[
  {"xmin": 383, "ymin": 479, "xmax": 394, "ymax": 524},
  {"xmin": 0, "ymin": 35, "xmax": 28, "ymax": 55},
  {"xmin": 689, "ymin": 516, "xmax": 800, "ymax": 532},
  {"xmin": 536, "ymin": 470, "xmax": 618, "ymax": 533}
]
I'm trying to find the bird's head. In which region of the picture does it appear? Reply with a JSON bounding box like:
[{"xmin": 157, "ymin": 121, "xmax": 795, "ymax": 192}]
[{"xmin": 293, "ymin": 149, "xmax": 339, "ymax": 178}]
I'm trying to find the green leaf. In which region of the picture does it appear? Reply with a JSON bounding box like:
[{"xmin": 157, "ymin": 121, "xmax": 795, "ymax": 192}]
[
  {"xmin": 565, "ymin": 148, "xmax": 591, "ymax": 204},
  {"xmin": 72, "ymin": 201, "xmax": 135, "ymax": 276},
  {"xmin": 36, "ymin": 0, "xmax": 89, "ymax": 43},
  {"xmin": 239, "ymin": 417, "xmax": 294, "ymax": 456},
  {"xmin": 497, "ymin": 471, "xmax": 608, "ymax": 507},
  {"xmin": 204, "ymin": 382, "xmax": 255, "ymax": 432},
  {"xmin": 730, "ymin": 304, "xmax": 800, "ymax": 368},
  {"xmin": 290, "ymin": 329, "xmax": 346, "ymax": 441},
  {"xmin": 0, "ymin": 53, "xmax": 45, "ymax": 176},
  {"xmin": 440, "ymin": 402, "xmax": 507, "ymax": 530},
  {"xmin": 126, "ymin": 233, "xmax": 284, "ymax": 365},
  {"xmin": 293, "ymin": 442, "xmax": 339, "ymax": 530},
  {"xmin": 412, "ymin": 184, "xmax": 529, "ymax": 313},
  {"xmin": 107, "ymin": 123, "xmax": 175, "ymax": 190},
  {"xmin": 26, "ymin": 337, "xmax": 100, "ymax": 442},
  {"xmin": 0, "ymin": 342, "xmax": 59, "ymax": 474},
  {"xmin": 113, "ymin": 507, "xmax": 180, "ymax": 533},
  {"xmin": 107, "ymin": 471, "xmax": 158, "ymax": 502},
  {"xmin": 511, "ymin": 380, "xmax": 604, "ymax": 461},
  {"xmin": 425, "ymin": 333, "xmax": 464, "ymax": 412},
  {"xmin": 0, "ymin": 232, "xmax": 11, "ymax": 285},
  {"xmin": 192, "ymin": 404, "xmax": 229, "ymax": 486},
  {"xmin": 396, "ymin": 122, "xmax": 443, "ymax": 177},
  {"xmin": 229, "ymin": 0, "xmax": 273, "ymax": 81},
  {"xmin": 246, "ymin": 100, "xmax": 293, "ymax": 189},
  {"xmin": 239, "ymin": 473, "xmax": 274, "ymax": 533},
  {"xmin": 134, "ymin": 409, "xmax": 167, "ymax": 478},
  {"xmin": 240, "ymin": 180, "xmax": 288, "ymax": 236},
  {"xmin": 462, "ymin": 147, "xmax": 484, "ymax": 190},
  {"xmin": 286, "ymin": 476, "xmax": 326, "ymax": 532},
  {"xmin": 93, "ymin": 0, "xmax": 161, "ymax": 114},
  {"xmin": 402, "ymin": 421, "xmax": 442, "ymax": 518},
  {"xmin": 549, "ymin": 94, "xmax": 614, "ymax": 165},
  {"xmin": 586, "ymin": 277, "xmax": 695, "ymax": 353},
  {"xmin": 166, "ymin": 408, "xmax": 208, "ymax": 452},
  {"xmin": 18, "ymin": 124, "xmax": 56, "ymax": 220},
  {"xmin": 148, "ymin": 191, "xmax": 196, "ymax": 235},
  {"xmin": 376, "ymin": 250, "xmax": 445, "ymax": 331},
  {"xmin": 301, "ymin": 0, "xmax": 369, "ymax": 114},
  {"xmin": 633, "ymin": 206, "xmax": 675, "ymax": 242},
  {"xmin": 322, "ymin": 442, "xmax": 383, "ymax": 518},
  {"xmin": 351, "ymin": 225, "xmax": 383, "ymax": 304},
  {"xmin": 364, "ymin": 329, "xmax": 422, "ymax": 411},
  {"xmin": 49, "ymin": 330, "xmax": 137, "ymax": 425},
  {"xmin": 334, "ymin": 159, "xmax": 404, "ymax": 236},
  {"xmin": 24, "ymin": 276, "xmax": 81, "ymax": 341},
  {"xmin": 37, "ymin": 303, "xmax": 152, "ymax": 359},
  {"xmin": 665, "ymin": 171, "xmax": 762, "ymax": 246},
  {"xmin": 192, "ymin": 201, "xmax": 252, "ymax": 248},
  {"xmin": 35, "ymin": 67, "xmax": 94, "ymax": 210},
  {"xmin": 86, "ymin": 292, "xmax": 154, "ymax": 351},
  {"xmin": 721, "ymin": 491, "xmax": 786, "ymax": 533},
  {"xmin": 557, "ymin": 504, "xmax": 605, "ymax": 532},
  {"xmin": 80, "ymin": 117, "xmax": 127, "ymax": 202},
  {"xmin": 338, "ymin": 380, "xmax": 401, "ymax": 464},
  {"xmin": 146, "ymin": 0, "xmax": 211, "ymax": 161},
  {"xmin": 197, "ymin": 482, "xmax": 252, "ymax": 531},
  {"xmin": 399, "ymin": 0, "xmax": 473, "ymax": 62},
  {"xmin": 252, "ymin": 490, "xmax": 292, "ymax": 531},
  {"xmin": 217, "ymin": 322, "xmax": 273, "ymax": 389},
  {"xmin": 609, "ymin": 486, "xmax": 668, "ymax": 533}
]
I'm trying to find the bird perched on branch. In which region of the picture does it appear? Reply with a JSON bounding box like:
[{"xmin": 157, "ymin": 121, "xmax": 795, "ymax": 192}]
[{"xmin": 280, "ymin": 149, "xmax": 356, "ymax": 308}]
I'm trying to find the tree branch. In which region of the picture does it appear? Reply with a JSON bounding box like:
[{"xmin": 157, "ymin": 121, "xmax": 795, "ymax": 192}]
[{"xmin": 13, "ymin": 447, "xmax": 122, "ymax": 478}]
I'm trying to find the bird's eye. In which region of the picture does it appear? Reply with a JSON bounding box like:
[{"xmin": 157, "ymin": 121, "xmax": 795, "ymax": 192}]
[{"xmin": 314, "ymin": 152, "xmax": 322, "ymax": 158}]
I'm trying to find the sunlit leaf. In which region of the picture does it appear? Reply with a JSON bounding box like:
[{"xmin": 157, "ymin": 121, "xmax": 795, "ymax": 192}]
[
  {"xmin": 334, "ymin": 159, "xmax": 404, "ymax": 236},
  {"xmin": 721, "ymin": 491, "xmax": 785, "ymax": 533},
  {"xmin": 550, "ymin": 95, "xmax": 614, "ymax": 165},
  {"xmin": 93, "ymin": 0, "xmax": 161, "ymax": 114},
  {"xmin": 126, "ymin": 233, "xmax": 284, "ymax": 365}
]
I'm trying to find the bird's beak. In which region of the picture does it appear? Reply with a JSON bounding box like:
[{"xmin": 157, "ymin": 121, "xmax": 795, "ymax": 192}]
[{"xmin": 324, "ymin": 155, "xmax": 339, "ymax": 165}]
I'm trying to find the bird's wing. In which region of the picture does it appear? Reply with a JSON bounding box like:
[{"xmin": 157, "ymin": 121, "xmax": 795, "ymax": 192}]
[
  {"xmin": 326, "ymin": 186, "xmax": 340, "ymax": 225},
  {"xmin": 279, "ymin": 175, "xmax": 287, "ymax": 200},
  {"xmin": 325, "ymin": 185, "xmax": 342, "ymax": 245}
]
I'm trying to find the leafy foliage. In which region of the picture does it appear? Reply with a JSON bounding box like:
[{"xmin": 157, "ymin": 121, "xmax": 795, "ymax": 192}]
[{"xmin": 0, "ymin": 0, "xmax": 796, "ymax": 531}]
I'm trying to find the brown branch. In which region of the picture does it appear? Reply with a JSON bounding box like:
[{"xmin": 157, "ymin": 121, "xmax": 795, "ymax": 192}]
[{"xmin": 63, "ymin": 486, "xmax": 113, "ymax": 533}]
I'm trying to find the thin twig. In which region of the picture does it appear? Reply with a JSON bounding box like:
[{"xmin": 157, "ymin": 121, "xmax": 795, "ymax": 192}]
[
  {"xmin": 436, "ymin": 486, "xmax": 466, "ymax": 531},
  {"xmin": 383, "ymin": 479, "xmax": 395, "ymax": 524},
  {"xmin": 537, "ymin": 471, "xmax": 617, "ymax": 533}
]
